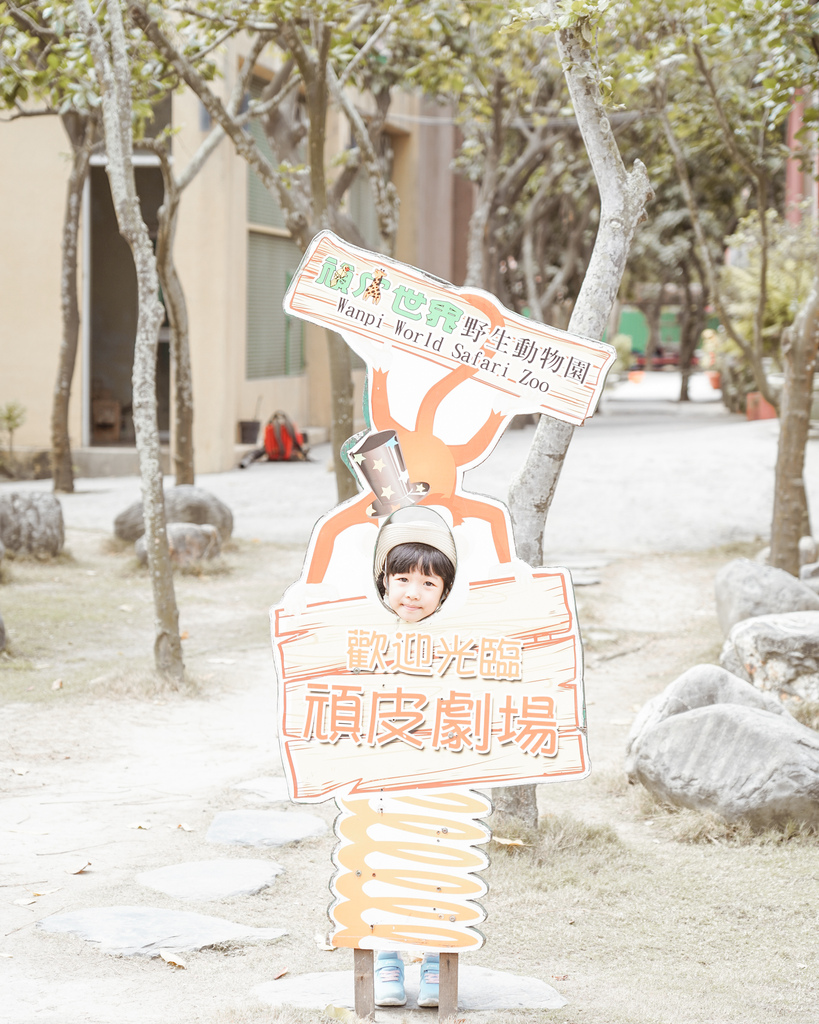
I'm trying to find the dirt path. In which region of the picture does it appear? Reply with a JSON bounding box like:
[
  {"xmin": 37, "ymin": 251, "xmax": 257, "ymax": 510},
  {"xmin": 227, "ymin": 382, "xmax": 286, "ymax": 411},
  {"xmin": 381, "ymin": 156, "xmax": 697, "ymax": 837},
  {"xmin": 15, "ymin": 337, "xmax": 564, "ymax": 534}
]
[{"xmin": 3, "ymin": 376, "xmax": 818, "ymax": 1023}]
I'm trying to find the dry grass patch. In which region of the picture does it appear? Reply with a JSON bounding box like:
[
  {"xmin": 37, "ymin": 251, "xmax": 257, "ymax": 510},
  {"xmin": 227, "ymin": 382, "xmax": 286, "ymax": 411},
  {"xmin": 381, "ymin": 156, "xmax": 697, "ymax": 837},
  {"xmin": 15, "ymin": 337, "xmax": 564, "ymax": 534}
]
[
  {"xmin": 85, "ymin": 665, "xmax": 202, "ymax": 699},
  {"xmin": 632, "ymin": 786, "xmax": 819, "ymax": 846},
  {"xmin": 198, "ymin": 1000, "xmax": 340, "ymax": 1024},
  {"xmin": 0, "ymin": 529, "xmax": 304, "ymax": 705},
  {"xmin": 488, "ymin": 812, "xmax": 630, "ymax": 888}
]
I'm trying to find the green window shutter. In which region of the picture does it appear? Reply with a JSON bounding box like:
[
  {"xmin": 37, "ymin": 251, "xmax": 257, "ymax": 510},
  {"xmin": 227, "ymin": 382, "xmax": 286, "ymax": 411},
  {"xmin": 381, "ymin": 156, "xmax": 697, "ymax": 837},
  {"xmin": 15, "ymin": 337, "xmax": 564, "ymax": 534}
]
[
  {"xmin": 247, "ymin": 78, "xmax": 287, "ymax": 229},
  {"xmin": 246, "ymin": 232, "xmax": 304, "ymax": 379},
  {"xmin": 349, "ymin": 171, "xmax": 381, "ymax": 251}
]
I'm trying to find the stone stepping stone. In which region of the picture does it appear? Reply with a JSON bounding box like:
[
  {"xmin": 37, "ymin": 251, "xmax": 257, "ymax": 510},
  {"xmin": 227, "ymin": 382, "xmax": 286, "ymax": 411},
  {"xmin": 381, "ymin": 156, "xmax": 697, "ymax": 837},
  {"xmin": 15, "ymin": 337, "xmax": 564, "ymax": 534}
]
[
  {"xmin": 136, "ymin": 859, "xmax": 283, "ymax": 900},
  {"xmin": 232, "ymin": 776, "xmax": 291, "ymax": 803},
  {"xmin": 206, "ymin": 809, "xmax": 327, "ymax": 847},
  {"xmin": 254, "ymin": 965, "xmax": 567, "ymax": 1011},
  {"xmin": 38, "ymin": 906, "xmax": 286, "ymax": 956}
]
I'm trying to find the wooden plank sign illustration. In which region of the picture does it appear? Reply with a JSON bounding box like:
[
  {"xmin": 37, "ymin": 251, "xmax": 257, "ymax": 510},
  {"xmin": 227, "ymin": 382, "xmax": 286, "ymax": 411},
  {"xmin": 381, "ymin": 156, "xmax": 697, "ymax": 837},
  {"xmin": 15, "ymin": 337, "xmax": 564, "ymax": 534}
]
[
  {"xmin": 272, "ymin": 571, "xmax": 586, "ymax": 800},
  {"xmin": 284, "ymin": 231, "xmax": 615, "ymax": 427},
  {"xmin": 272, "ymin": 232, "xmax": 610, "ymax": 957}
]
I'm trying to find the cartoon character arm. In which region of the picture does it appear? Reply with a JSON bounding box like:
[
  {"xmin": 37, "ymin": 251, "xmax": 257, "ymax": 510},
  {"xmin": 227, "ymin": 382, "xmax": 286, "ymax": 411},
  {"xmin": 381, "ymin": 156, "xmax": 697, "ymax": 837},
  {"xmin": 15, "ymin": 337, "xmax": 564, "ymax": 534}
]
[
  {"xmin": 369, "ymin": 368, "xmax": 400, "ymax": 433},
  {"xmin": 450, "ymin": 494, "xmax": 513, "ymax": 564},
  {"xmin": 306, "ymin": 497, "xmax": 377, "ymax": 584},
  {"xmin": 449, "ymin": 409, "xmax": 506, "ymax": 466},
  {"xmin": 414, "ymin": 364, "xmax": 477, "ymax": 434}
]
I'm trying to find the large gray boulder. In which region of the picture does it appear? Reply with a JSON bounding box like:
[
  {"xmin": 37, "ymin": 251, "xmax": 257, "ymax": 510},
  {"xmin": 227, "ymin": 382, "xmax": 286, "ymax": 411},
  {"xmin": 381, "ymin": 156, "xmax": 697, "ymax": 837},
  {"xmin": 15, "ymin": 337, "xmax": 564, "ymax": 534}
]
[
  {"xmin": 625, "ymin": 664, "xmax": 787, "ymax": 773},
  {"xmin": 0, "ymin": 492, "xmax": 64, "ymax": 557},
  {"xmin": 114, "ymin": 485, "xmax": 233, "ymax": 543},
  {"xmin": 627, "ymin": 664, "xmax": 819, "ymax": 826},
  {"xmin": 719, "ymin": 611, "xmax": 819, "ymax": 702},
  {"xmin": 135, "ymin": 522, "xmax": 221, "ymax": 568},
  {"xmin": 714, "ymin": 557, "xmax": 819, "ymax": 635}
]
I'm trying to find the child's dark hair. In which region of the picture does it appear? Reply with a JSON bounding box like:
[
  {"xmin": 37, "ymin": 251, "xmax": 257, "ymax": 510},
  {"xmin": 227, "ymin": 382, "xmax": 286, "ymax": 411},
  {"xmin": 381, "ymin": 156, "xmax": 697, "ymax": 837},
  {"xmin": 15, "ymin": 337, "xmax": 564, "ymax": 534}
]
[{"xmin": 377, "ymin": 541, "xmax": 456, "ymax": 600}]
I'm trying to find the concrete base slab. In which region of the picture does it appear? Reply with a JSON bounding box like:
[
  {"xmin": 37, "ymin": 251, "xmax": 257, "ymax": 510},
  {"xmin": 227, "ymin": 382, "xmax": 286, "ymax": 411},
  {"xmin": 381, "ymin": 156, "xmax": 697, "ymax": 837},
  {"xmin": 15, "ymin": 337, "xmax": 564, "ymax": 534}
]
[
  {"xmin": 232, "ymin": 776, "xmax": 291, "ymax": 803},
  {"xmin": 72, "ymin": 447, "xmax": 171, "ymax": 478},
  {"xmin": 254, "ymin": 965, "xmax": 567, "ymax": 1011},
  {"xmin": 206, "ymin": 809, "xmax": 327, "ymax": 846},
  {"xmin": 38, "ymin": 906, "xmax": 286, "ymax": 956},
  {"xmin": 136, "ymin": 858, "xmax": 283, "ymax": 900}
]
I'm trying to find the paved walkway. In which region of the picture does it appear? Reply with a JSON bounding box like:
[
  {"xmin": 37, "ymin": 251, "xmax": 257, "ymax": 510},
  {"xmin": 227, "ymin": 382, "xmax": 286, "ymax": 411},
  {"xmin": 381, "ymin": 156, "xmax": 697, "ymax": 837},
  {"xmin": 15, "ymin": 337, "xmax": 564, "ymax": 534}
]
[{"xmin": 2, "ymin": 372, "xmax": 812, "ymax": 561}]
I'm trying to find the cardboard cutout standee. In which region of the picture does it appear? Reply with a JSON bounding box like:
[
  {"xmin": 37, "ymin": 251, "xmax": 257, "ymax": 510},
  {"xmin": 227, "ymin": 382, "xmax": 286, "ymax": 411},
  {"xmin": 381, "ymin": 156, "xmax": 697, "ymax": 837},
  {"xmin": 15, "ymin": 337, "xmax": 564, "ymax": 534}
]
[{"xmin": 270, "ymin": 232, "xmax": 614, "ymax": 1014}]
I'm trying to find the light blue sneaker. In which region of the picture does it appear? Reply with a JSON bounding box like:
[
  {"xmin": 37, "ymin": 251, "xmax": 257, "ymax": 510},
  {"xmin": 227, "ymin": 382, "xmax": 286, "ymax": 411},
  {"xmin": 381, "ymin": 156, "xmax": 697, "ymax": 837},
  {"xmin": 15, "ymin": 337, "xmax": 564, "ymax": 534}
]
[
  {"xmin": 417, "ymin": 953, "xmax": 439, "ymax": 1007},
  {"xmin": 374, "ymin": 952, "xmax": 406, "ymax": 1006}
]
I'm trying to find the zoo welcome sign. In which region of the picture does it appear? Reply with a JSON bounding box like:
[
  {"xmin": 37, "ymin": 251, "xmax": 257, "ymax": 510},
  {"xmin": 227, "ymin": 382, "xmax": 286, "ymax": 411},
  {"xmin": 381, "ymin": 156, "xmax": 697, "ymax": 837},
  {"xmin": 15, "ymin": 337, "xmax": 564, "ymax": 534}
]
[{"xmin": 284, "ymin": 231, "xmax": 615, "ymax": 427}]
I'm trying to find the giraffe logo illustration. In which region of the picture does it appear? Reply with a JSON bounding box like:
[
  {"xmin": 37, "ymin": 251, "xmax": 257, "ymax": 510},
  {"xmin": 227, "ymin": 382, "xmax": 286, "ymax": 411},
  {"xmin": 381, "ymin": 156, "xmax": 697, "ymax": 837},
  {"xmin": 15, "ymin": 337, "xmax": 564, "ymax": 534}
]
[{"xmin": 362, "ymin": 267, "xmax": 387, "ymax": 305}]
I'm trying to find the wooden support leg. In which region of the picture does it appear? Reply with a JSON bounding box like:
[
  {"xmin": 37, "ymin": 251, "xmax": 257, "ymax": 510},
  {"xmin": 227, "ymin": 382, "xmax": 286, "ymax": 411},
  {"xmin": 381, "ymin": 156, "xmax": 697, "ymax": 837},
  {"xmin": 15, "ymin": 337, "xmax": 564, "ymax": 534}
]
[
  {"xmin": 354, "ymin": 948, "xmax": 375, "ymax": 1020},
  {"xmin": 438, "ymin": 952, "xmax": 458, "ymax": 1020}
]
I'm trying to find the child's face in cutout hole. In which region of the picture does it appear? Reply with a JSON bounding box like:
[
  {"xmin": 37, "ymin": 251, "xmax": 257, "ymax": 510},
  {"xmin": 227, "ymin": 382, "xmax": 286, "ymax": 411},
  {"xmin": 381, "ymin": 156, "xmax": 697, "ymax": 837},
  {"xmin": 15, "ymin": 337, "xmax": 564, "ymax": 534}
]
[{"xmin": 385, "ymin": 566, "xmax": 445, "ymax": 623}]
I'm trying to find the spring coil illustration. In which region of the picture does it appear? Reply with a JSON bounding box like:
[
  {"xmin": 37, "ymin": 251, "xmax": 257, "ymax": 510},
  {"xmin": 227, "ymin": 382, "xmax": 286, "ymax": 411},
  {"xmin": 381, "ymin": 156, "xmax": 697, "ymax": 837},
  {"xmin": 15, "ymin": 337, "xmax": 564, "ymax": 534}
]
[{"xmin": 329, "ymin": 789, "xmax": 492, "ymax": 952}]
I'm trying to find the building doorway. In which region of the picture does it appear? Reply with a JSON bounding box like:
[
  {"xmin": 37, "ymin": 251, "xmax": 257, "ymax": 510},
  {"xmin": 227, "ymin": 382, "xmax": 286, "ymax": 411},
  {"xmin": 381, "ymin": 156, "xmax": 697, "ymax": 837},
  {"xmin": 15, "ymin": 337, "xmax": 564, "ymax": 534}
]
[{"xmin": 86, "ymin": 161, "xmax": 169, "ymax": 446}]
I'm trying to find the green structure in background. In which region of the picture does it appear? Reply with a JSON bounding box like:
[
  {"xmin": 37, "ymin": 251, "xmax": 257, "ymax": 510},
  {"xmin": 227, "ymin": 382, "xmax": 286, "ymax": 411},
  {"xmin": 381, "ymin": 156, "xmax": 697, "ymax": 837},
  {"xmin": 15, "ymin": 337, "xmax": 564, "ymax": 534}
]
[
  {"xmin": 611, "ymin": 307, "xmax": 680, "ymax": 356},
  {"xmin": 616, "ymin": 307, "xmax": 650, "ymax": 355}
]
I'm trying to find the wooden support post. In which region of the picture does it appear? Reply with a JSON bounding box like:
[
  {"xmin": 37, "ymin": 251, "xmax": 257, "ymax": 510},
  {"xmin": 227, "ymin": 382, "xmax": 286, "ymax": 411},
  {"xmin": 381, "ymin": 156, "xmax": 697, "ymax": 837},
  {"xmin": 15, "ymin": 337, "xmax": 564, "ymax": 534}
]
[
  {"xmin": 438, "ymin": 952, "xmax": 458, "ymax": 1020},
  {"xmin": 354, "ymin": 948, "xmax": 375, "ymax": 1020}
]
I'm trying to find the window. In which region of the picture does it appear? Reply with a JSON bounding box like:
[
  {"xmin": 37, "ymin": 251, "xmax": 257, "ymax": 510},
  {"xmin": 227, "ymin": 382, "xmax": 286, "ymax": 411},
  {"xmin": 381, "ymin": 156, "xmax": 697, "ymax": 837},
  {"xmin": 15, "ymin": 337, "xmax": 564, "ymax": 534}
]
[{"xmin": 245, "ymin": 76, "xmax": 303, "ymax": 379}]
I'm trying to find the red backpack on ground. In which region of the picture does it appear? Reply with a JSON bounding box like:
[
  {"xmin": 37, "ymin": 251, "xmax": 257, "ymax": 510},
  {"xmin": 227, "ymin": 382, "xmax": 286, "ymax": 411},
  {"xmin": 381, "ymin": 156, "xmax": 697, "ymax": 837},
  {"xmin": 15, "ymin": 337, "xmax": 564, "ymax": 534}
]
[{"xmin": 263, "ymin": 411, "xmax": 308, "ymax": 462}]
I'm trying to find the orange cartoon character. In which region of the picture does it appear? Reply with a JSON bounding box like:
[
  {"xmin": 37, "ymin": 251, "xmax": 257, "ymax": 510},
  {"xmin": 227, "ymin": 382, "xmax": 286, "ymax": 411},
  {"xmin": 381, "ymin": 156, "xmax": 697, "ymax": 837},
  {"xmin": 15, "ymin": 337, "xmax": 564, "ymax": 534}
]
[{"xmin": 271, "ymin": 230, "xmax": 611, "ymax": 1015}]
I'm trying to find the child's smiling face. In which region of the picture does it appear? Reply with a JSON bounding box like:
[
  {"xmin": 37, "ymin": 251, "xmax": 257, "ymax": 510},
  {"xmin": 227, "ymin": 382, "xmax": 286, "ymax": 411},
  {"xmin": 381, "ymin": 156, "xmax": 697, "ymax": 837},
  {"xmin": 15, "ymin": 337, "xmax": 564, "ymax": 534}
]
[{"xmin": 385, "ymin": 566, "xmax": 445, "ymax": 623}]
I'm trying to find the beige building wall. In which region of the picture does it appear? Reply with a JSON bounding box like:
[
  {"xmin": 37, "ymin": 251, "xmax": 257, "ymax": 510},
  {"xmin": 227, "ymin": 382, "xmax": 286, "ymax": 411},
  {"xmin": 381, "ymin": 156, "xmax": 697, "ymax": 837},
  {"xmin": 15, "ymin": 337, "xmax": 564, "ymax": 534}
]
[
  {"xmin": 173, "ymin": 58, "xmax": 313, "ymax": 474},
  {"xmin": 0, "ymin": 59, "xmax": 466, "ymax": 475},
  {"xmin": 0, "ymin": 114, "xmax": 82, "ymax": 450}
]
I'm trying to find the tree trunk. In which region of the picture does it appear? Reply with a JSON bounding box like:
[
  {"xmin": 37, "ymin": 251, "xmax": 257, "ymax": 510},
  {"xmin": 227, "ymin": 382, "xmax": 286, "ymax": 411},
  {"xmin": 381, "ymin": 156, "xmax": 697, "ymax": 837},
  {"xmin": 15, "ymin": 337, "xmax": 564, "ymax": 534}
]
[
  {"xmin": 507, "ymin": 19, "xmax": 653, "ymax": 566},
  {"xmin": 678, "ymin": 269, "xmax": 707, "ymax": 403},
  {"xmin": 76, "ymin": 0, "xmax": 184, "ymax": 681},
  {"xmin": 327, "ymin": 329, "xmax": 357, "ymax": 502},
  {"xmin": 491, "ymin": 784, "xmax": 538, "ymax": 830},
  {"xmin": 495, "ymin": 13, "xmax": 653, "ymax": 830},
  {"xmin": 154, "ymin": 144, "xmax": 194, "ymax": 485},
  {"xmin": 644, "ymin": 288, "xmax": 663, "ymax": 367},
  {"xmin": 51, "ymin": 113, "xmax": 95, "ymax": 492},
  {"xmin": 464, "ymin": 161, "xmax": 498, "ymax": 289},
  {"xmin": 658, "ymin": 105, "xmax": 779, "ymax": 411},
  {"xmin": 678, "ymin": 277, "xmax": 692, "ymax": 402},
  {"xmin": 770, "ymin": 259, "xmax": 819, "ymax": 575}
]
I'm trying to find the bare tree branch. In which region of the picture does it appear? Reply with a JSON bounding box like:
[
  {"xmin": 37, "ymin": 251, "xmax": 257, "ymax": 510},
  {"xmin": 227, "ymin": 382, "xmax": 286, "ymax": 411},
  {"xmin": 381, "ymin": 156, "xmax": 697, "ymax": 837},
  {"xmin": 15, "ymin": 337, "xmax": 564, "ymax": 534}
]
[{"xmin": 337, "ymin": 10, "xmax": 394, "ymax": 89}]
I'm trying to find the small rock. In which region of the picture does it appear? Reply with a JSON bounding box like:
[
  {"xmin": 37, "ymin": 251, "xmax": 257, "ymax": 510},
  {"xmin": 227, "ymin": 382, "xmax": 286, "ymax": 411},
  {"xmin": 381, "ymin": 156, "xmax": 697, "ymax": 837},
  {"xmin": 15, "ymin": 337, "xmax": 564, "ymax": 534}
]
[
  {"xmin": 801, "ymin": 536, "xmax": 818, "ymax": 565},
  {"xmin": 114, "ymin": 485, "xmax": 233, "ymax": 543},
  {"xmin": 0, "ymin": 492, "xmax": 64, "ymax": 557},
  {"xmin": 714, "ymin": 558, "xmax": 819, "ymax": 635},
  {"xmin": 137, "ymin": 859, "xmax": 283, "ymax": 900},
  {"xmin": 756, "ymin": 537, "xmax": 817, "ymax": 567},
  {"xmin": 801, "ymin": 560, "xmax": 819, "ymax": 581},
  {"xmin": 719, "ymin": 611, "xmax": 819, "ymax": 702},
  {"xmin": 206, "ymin": 810, "xmax": 327, "ymax": 847},
  {"xmin": 38, "ymin": 906, "xmax": 286, "ymax": 956},
  {"xmin": 799, "ymin": 561, "xmax": 819, "ymax": 595},
  {"xmin": 135, "ymin": 522, "xmax": 221, "ymax": 568},
  {"xmin": 0, "ymin": 537, "xmax": 5, "ymax": 562}
]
